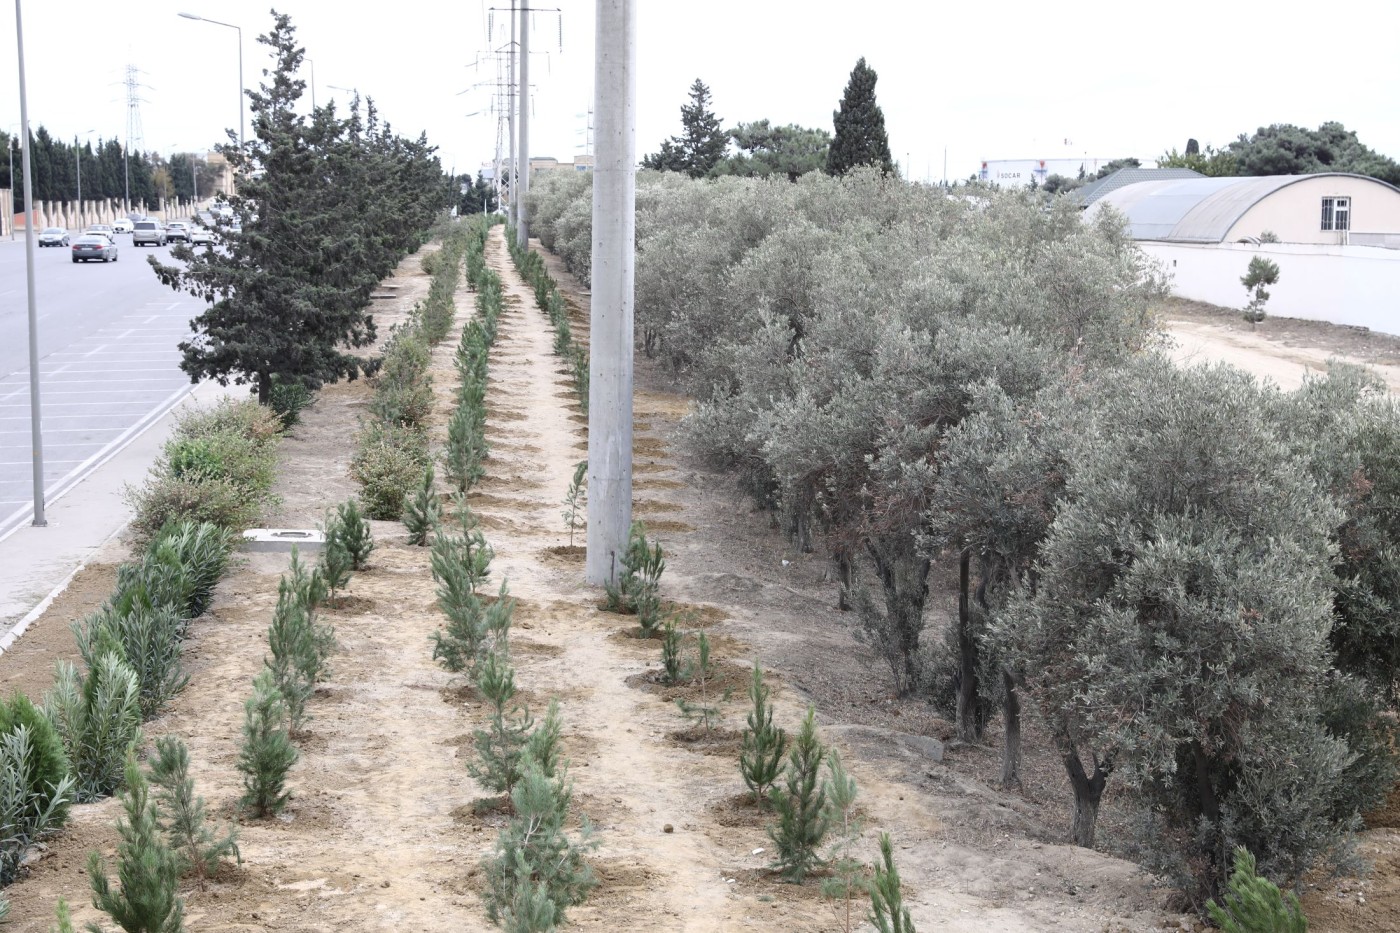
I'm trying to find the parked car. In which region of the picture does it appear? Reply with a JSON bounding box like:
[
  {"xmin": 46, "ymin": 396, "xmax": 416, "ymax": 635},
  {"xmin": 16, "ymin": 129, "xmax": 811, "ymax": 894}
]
[
  {"xmin": 190, "ymin": 228, "xmax": 216, "ymax": 247},
  {"xmin": 38, "ymin": 227, "xmax": 69, "ymax": 247},
  {"xmin": 165, "ymin": 222, "xmax": 191, "ymax": 243},
  {"xmin": 72, "ymin": 235, "xmax": 119, "ymax": 263},
  {"xmin": 111, "ymin": 218, "xmax": 133, "ymax": 234},
  {"xmin": 132, "ymin": 221, "xmax": 166, "ymax": 246}
]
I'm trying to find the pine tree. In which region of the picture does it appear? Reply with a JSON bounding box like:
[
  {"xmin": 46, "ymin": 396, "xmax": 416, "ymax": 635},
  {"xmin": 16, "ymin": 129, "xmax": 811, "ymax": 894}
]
[
  {"xmin": 868, "ymin": 833, "xmax": 915, "ymax": 933},
  {"xmin": 768, "ymin": 707, "xmax": 829, "ymax": 883},
  {"xmin": 319, "ymin": 515, "xmax": 354, "ymax": 601},
  {"xmin": 468, "ymin": 651, "xmax": 535, "ymax": 797},
  {"xmin": 641, "ymin": 79, "xmax": 728, "ymax": 178},
  {"xmin": 265, "ymin": 577, "xmax": 316, "ymax": 731},
  {"xmin": 402, "ymin": 464, "xmax": 441, "ymax": 546},
  {"xmin": 740, "ymin": 664, "xmax": 787, "ymax": 808},
  {"xmin": 146, "ymin": 736, "xmax": 240, "ymax": 888},
  {"xmin": 87, "ymin": 753, "xmax": 186, "ymax": 933},
  {"xmin": 237, "ymin": 670, "xmax": 298, "ymax": 818},
  {"xmin": 333, "ymin": 499, "xmax": 374, "ymax": 570},
  {"xmin": 1207, "ymin": 847, "xmax": 1308, "ymax": 933},
  {"xmin": 827, "ymin": 58, "xmax": 894, "ymax": 176},
  {"xmin": 561, "ymin": 460, "xmax": 587, "ymax": 547},
  {"xmin": 821, "ymin": 751, "xmax": 864, "ymax": 931},
  {"xmin": 148, "ymin": 13, "xmax": 446, "ymax": 404},
  {"xmin": 483, "ymin": 754, "xmax": 598, "ymax": 926}
]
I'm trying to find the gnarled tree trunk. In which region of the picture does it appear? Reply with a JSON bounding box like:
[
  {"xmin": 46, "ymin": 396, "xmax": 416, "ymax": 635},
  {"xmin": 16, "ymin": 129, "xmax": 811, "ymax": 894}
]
[
  {"xmin": 1001, "ymin": 668, "xmax": 1022, "ymax": 789},
  {"xmin": 955, "ymin": 549, "xmax": 983, "ymax": 742},
  {"xmin": 1063, "ymin": 743, "xmax": 1109, "ymax": 848}
]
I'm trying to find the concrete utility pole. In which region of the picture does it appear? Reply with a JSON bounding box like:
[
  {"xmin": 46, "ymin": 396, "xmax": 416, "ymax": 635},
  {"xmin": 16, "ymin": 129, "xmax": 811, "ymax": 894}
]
[
  {"xmin": 516, "ymin": 1, "xmax": 530, "ymax": 243},
  {"xmin": 508, "ymin": 0, "xmax": 516, "ymax": 222},
  {"xmin": 15, "ymin": 0, "xmax": 45, "ymax": 526},
  {"xmin": 585, "ymin": 0, "xmax": 635, "ymax": 586}
]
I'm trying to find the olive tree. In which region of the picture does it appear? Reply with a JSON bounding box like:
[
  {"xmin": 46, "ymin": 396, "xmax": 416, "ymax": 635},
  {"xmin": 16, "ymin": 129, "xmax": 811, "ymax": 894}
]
[{"xmin": 996, "ymin": 357, "xmax": 1351, "ymax": 903}]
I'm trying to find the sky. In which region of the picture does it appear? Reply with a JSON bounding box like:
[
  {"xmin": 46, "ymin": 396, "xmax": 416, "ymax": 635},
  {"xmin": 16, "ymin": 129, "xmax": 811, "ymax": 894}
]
[{"xmin": 2, "ymin": 1, "xmax": 1399, "ymax": 184}]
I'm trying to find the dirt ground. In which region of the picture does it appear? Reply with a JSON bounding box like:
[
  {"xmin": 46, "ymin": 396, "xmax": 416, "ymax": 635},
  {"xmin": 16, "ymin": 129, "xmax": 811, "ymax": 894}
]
[{"xmin": 1, "ymin": 244, "xmax": 1395, "ymax": 931}]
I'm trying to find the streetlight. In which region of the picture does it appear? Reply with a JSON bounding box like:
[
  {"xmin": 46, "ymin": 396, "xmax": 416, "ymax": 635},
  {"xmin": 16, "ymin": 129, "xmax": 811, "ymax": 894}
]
[
  {"xmin": 178, "ymin": 12, "xmax": 243, "ymax": 149},
  {"xmin": 14, "ymin": 0, "xmax": 46, "ymax": 527},
  {"xmin": 74, "ymin": 128, "xmax": 93, "ymax": 225}
]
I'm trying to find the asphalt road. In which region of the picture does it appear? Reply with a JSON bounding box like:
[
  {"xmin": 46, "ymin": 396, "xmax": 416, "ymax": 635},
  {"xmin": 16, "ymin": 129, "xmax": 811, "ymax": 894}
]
[{"xmin": 0, "ymin": 233, "xmax": 207, "ymax": 538}]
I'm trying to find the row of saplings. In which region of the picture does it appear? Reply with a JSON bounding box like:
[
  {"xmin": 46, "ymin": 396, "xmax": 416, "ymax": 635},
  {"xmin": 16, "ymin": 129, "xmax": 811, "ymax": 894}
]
[
  {"xmin": 600, "ymin": 521, "xmax": 916, "ymax": 931},
  {"xmin": 406, "ymin": 233, "xmax": 595, "ymax": 932},
  {"xmin": 0, "ymin": 390, "xmax": 376, "ymax": 930}
]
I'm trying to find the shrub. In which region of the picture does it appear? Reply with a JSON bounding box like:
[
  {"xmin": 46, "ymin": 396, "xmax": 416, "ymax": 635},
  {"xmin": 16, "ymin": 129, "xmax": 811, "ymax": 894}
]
[
  {"xmin": 319, "ymin": 513, "xmax": 354, "ymax": 600},
  {"xmin": 351, "ymin": 421, "xmax": 430, "ymax": 520},
  {"xmin": 73, "ymin": 605, "xmax": 188, "ymax": 720},
  {"xmin": 769, "ymin": 707, "xmax": 829, "ymax": 883},
  {"xmin": 125, "ymin": 475, "xmax": 268, "ymax": 546},
  {"xmin": 561, "ymin": 461, "xmax": 587, "ymax": 548},
  {"xmin": 444, "ymin": 405, "xmax": 488, "ymax": 494},
  {"xmin": 482, "ymin": 754, "xmax": 598, "ymax": 927},
  {"xmin": 87, "ymin": 753, "xmax": 186, "ymax": 933},
  {"xmin": 237, "ymin": 670, "xmax": 298, "ymax": 818},
  {"xmin": 147, "ymin": 736, "xmax": 240, "ymax": 888},
  {"xmin": 821, "ymin": 751, "xmax": 864, "ymax": 931},
  {"xmin": 45, "ymin": 653, "xmax": 142, "ymax": 802},
  {"xmin": 659, "ymin": 617, "xmax": 684, "ymax": 686},
  {"xmin": 0, "ymin": 721, "xmax": 75, "ymax": 887},
  {"xmin": 1207, "ymin": 847, "xmax": 1307, "ymax": 933},
  {"xmin": 268, "ymin": 377, "xmax": 312, "ymax": 429},
  {"xmin": 150, "ymin": 521, "xmax": 234, "ymax": 619}
]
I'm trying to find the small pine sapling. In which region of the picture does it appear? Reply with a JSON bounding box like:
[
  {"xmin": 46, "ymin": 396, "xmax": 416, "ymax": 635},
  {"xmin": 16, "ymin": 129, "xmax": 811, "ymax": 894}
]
[
  {"xmin": 1207, "ymin": 846, "xmax": 1308, "ymax": 933},
  {"xmin": 570, "ymin": 345, "xmax": 590, "ymax": 415},
  {"xmin": 740, "ymin": 664, "xmax": 787, "ymax": 808},
  {"xmin": 1241, "ymin": 255, "xmax": 1280, "ymax": 330},
  {"xmin": 333, "ymin": 499, "xmax": 374, "ymax": 570},
  {"xmin": 87, "ymin": 753, "xmax": 186, "ymax": 933},
  {"xmin": 285, "ymin": 547, "xmax": 327, "ymax": 615},
  {"xmin": 147, "ymin": 736, "xmax": 240, "ymax": 888},
  {"xmin": 318, "ymin": 516, "xmax": 354, "ymax": 602},
  {"xmin": 52, "ymin": 899, "xmax": 74, "ymax": 932},
  {"xmin": 265, "ymin": 578, "xmax": 316, "ymax": 731},
  {"xmin": 868, "ymin": 833, "xmax": 916, "ymax": 933},
  {"xmin": 237, "ymin": 670, "xmax": 298, "ymax": 819},
  {"xmin": 561, "ymin": 460, "xmax": 587, "ymax": 547},
  {"xmin": 603, "ymin": 522, "xmax": 664, "ymax": 615},
  {"xmin": 675, "ymin": 632, "xmax": 724, "ymax": 733},
  {"xmin": 769, "ymin": 707, "xmax": 829, "ymax": 883},
  {"xmin": 523, "ymin": 700, "xmax": 564, "ymax": 782},
  {"xmin": 483, "ymin": 754, "xmax": 598, "ymax": 928},
  {"xmin": 820, "ymin": 751, "xmax": 865, "ymax": 931},
  {"xmin": 444, "ymin": 405, "xmax": 488, "ymax": 493},
  {"xmin": 402, "ymin": 464, "xmax": 441, "ymax": 546},
  {"xmin": 659, "ymin": 617, "xmax": 684, "ymax": 686},
  {"xmin": 468, "ymin": 651, "xmax": 535, "ymax": 797}
]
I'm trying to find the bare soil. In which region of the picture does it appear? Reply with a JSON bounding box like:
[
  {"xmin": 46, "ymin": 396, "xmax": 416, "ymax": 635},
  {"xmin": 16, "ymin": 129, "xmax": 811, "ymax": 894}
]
[{"xmin": 2, "ymin": 244, "xmax": 1396, "ymax": 931}]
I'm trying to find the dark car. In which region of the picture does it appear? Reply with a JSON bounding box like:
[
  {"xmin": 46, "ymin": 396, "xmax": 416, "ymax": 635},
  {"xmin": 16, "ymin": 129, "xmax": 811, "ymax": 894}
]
[
  {"xmin": 72, "ymin": 235, "xmax": 119, "ymax": 263},
  {"xmin": 132, "ymin": 220, "xmax": 166, "ymax": 246},
  {"xmin": 38, "ymin": 227, "xmax": 69, "ymax": 247}
]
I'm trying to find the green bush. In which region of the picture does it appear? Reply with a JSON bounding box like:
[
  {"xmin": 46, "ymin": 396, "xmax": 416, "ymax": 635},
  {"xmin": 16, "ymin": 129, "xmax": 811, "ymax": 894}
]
[
  {"xmin": 74, "ymin": 605, "xmax": 188, "ymax": 720},
  {"xmin": 175, "ymin": 398, "xmax": 284, "ymax": 447},
  {"xmin": 87, "ymin": 754, "xmax": 185, "ymax": 933},
  {"xmin": 149, "ymin": 521, "xmax": 235, "ymax": 619},
  {"xmin": 268, "ymin": 378, "xmax": 313, "ymax": 430},
  {"xmin": 0, "ymin": 696, "xmax": 74, "ymax": 885},
  {"xmin": 238, "ymin": 670, "xmax": 298, "ymax": 819},
  {"xmin": 351, "ymin": 421, "xmax": 431, "ymax": 520},
  {"xmin": 45, "ymin": 653, "xmax": 142, "ymax": 802},
  {"xmin": 125, "ymin": 475, "xmax": 269, "ymax": 545}
]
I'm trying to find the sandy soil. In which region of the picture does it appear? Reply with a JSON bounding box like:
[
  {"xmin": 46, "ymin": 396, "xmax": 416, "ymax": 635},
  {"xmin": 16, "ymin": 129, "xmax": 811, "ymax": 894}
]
[{"xmin": 2, "ymin": 245, "xmax": 1397, "ymax": 931}]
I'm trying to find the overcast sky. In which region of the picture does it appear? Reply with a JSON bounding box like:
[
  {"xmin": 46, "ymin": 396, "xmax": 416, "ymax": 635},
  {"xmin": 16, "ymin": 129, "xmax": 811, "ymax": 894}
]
[{"xmin": 2, "ymin": 1, "xmax": 1398, "ymax": 184}]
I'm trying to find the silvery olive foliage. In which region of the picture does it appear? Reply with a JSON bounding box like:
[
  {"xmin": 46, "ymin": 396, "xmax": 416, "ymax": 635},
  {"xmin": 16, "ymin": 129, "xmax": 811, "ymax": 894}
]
[{"xmin": 527, "ymin": 165, "xmax": 1400, "ymax": 906}]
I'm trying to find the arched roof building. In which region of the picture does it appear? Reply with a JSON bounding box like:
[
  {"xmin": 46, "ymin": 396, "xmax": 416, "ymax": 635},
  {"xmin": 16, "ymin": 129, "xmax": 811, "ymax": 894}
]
[{"xmin": 1084, "ymin": 173, "xmax": 1400, "ymax": 247}]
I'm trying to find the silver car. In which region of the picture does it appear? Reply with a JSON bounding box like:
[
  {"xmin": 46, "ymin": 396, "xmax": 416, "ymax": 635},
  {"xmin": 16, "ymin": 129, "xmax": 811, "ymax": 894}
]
[
  {"xmin": 71, "ymin": 235, "xmax": 119, "ymax": 263},
  {"xmin": 38, "ymin": 227, "xmax": 69, "ymax": 247}
]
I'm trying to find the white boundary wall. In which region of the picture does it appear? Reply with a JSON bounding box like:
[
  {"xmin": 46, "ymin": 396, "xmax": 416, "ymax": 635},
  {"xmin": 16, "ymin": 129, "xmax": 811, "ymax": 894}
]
[{"xmin": 1140, "ymin": 241, "xmax": 1400, "ymax": 336}]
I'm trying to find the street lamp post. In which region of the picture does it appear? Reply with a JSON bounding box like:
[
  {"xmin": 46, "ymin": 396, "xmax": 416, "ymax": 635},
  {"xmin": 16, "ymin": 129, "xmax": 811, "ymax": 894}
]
[
  {"xmin": 7, "ymin": 136, "xmax": 14, "ymax": 240},
  {"xmin": 14, "ymin": 0, "xmax": 46, "ymax": 527},
  {"xmin": 178, "ymin": 12, "xmax": 243, "ymax": 149},
  {"xmin": 73, "ymin": 129, "xmax": 93, "ymax": 225}
]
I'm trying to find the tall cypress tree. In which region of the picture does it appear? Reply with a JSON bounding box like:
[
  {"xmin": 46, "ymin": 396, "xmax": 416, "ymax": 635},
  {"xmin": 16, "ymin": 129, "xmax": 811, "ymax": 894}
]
[{"xmin": 826, "ymin": 58, "xmax": 894, "ymax": 177}]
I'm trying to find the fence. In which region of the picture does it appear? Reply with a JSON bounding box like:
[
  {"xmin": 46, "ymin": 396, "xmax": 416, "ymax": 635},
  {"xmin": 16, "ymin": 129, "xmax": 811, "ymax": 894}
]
[{"xmin": 1140, "ymin": 241, "xmax": 1400, "ymax": 337}]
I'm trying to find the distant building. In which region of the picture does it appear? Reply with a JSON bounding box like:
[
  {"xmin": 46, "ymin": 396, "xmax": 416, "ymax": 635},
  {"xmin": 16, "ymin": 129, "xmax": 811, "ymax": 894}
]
[
  {"xmin": 1084, "ymin": 173, "xmax": 1400, "ymax": 246},
  {"xmin": 979, "ymin": 157, "xmax": 1113, "ymax": 187},
  {"xmin": 528, "ymin": 155, "xmax": 594, "ymax": 180},
  {"xmin": 1072, "ymin": 167, "xmax": 1204, "ymax": 208}
]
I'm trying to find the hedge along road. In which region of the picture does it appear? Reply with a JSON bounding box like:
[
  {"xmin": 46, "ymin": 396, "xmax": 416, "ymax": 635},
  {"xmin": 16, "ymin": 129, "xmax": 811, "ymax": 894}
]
[{"xmin": 0, "ymin": 236, "xmax": 206, "ymax": 540}]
